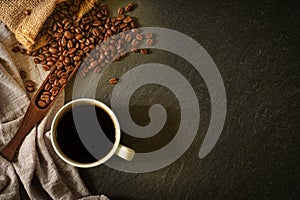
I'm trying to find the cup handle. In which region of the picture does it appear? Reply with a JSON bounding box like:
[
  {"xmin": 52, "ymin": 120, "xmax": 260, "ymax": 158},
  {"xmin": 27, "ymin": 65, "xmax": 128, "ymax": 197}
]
[{"xmin": 115, "ymin": 144, "xmax": 135, "ymax": 161}]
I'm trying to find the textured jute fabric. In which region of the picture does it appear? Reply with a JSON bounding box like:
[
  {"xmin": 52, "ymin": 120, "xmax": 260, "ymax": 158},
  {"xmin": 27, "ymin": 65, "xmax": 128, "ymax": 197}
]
[
  {"xmin": 0, "ymin": 22, "xmax": 108, "ymax": 199},
  {"xmin": 0, "ymin": 0, "xmax": 96, "ymax": 50}
]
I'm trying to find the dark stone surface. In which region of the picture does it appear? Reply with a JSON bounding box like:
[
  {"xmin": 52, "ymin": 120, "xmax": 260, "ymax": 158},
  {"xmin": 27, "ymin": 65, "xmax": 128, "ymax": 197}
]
[{"xmin": 66, "ymin": 0, "xmax": 299, "ymax": 199}]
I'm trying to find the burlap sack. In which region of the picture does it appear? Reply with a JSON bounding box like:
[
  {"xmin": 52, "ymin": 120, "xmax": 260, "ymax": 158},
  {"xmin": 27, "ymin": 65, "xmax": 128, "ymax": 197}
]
[{"xmin": 0, "ymin": 0, "xmax": 97, "ymax": 51}]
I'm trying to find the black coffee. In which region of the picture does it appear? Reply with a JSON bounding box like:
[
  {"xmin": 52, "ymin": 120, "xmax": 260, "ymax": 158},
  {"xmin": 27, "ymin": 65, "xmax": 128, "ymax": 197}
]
[{"xmin": 56, "ymin": 104, "xmax": 116, "ymax": 163}]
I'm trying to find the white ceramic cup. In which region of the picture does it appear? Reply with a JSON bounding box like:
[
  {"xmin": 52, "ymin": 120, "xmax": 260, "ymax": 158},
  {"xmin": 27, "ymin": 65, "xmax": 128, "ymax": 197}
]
[{"xmin": 51, "ymin": 98, "xmax": 135, "ymax": 168}]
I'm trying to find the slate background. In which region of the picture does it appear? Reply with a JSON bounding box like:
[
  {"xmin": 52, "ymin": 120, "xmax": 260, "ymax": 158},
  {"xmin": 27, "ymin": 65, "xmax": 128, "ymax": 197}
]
[{"xmin": 65, "ymin": 0, "xmax": 300, "ymax": 199}]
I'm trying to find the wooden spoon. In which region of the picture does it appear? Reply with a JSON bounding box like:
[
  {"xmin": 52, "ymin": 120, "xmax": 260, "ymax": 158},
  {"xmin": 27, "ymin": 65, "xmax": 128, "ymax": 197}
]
[{"xmin": 1, "ymin": 62, "xmax": 81, "ymax": 161}]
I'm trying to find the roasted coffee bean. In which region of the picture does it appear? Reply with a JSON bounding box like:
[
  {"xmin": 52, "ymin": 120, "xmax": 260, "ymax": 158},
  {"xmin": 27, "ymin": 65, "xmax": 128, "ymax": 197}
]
[
  {"xmin": 136, "ymin": 33, "xmax": 143, "ymax": 41},
  {"xmin": 69, "ymin": 47, "xmax": 77, "ymax": 54},
  {"xmin": 66, "ymin": 67, "xmax": 74, "ymax": 74},
  {"xmin": 49, "ymin": 74, "xmax": 57, "ymax": 81},
  {"xmin": 125, "ymin": 33, "xmax": 132, "ymax": 42},
  {"xmin": 104, "ymin": 23, "xmax": 111, "ymax": 29},
  {"xmin": 125, "ymin": 3, "xmax": 134, "ymax": 12},
  {"xmin": 52, "ymin": 86, "xmax": 60, "ymax": 91},
  {"xmin": 64, "ymin": 31, "xmax": 74, "ymax": 39},
  {"xmin": 59, "ymin": 78, "xmax": 67, "ymax": 85},
  {"xmin": 56, "ymin": 70, "xmax": 64, "ymax": 77},
  {"xmin": 92, "ymin": 28, "xmax": 100, "ymax": 36},
  {"xmin": 111, "ymin": 25, "xmax": 117, "ymax": 33},
  {"xmin": 61, "ymin": 37, "xmax": 67, "ymax": 47},
  {"xmin": 20, "ymin": 70, "xmax": 27, "ymax": 79},
  {"xmin": 37, "ymin": 100, "xmax": 47, "ymax": 108},
  {"xmin": 64, "ymin": 57, "xmax": 71, "ymax": 64},
  {"xmin": 82, "ymin": 66, "xmax": 89, "ymax": 73},
  {"xmin": 56, "ymin": 62, "xmax": 64, "ymax": 69},
  {"xmin": 54, "ymin": 32, "xmax": 63, "ymax": 38},
  {"xmin": 80, "ymin": 70, "xmax": 86, "ymax": 78},
  {"xmin": 83, "ymin": 47, "xmax": 90, "ymax": 53},
  {"xmin": 94, "ymin": 67, "xmax": 101, "ymax": 74},
  {"xmin": 140, "ymin": 48, "xmax": 149, "ymax": 55},
  {"xmin": 117, "ymin": 7, "xmax": 124, "ymax": 15},
  {"xmin": 120, "ymin": 23, "xmax": 128, "ymax": 29},
  {"xmin": 116, "ymin": 14, "xmax": 125, "ymax": 21},
  {"xmin": 44, "ymin": 82, "xmax": 51, "ymax": 91},
  {"xmin": 123, "ymin": 16, "xmax": 132, "ymax": 23},
  {"xmin": 64, "ymin": 21, "xmax": 71, "ymax": 29},
  {"xmin": 75, "ymin": 33, "xmax": 83, "ymax": 40},
  {"xmin": 104, "ymin": 9, "xmax": 110, "ymax": 16},
  {"xmin": 49, "ymin": 47, "xmax": 58, "ymax": 54},
  {"xmin": 26, "ymin": 86, "xmax": 34, "ymax": 92},
  {"xmin": 53, "ymin": 79, "xmax": 60, "ymax": 87},
  {"xmin": 109, "ymin": 78, "xmax": 118, "ymax": 85},
  {"xmin": 131, "ymin": 28, "xmax": 139, "ymax": 33},
  {"xmin": 51, "ymin": 90, "xmax": 59, "ymax": 97},
  {"xmin": 42, "ymin": 65, "xmax": 51, "ymax": 71},
  {"xmin": 92, "ymin": 21, "xmax": 101, "ymax": 27},
  {"xmin": 74, "ymin": 55, "xmax": 81, "ymax": 61},
  {"xmin": 34, "ymin": 58, "xmax": 40, "ymax": 64},
  {"xmin": 47, "ymin": 61, "xmax": 55, "ymax": 67},
  {"xmin": 61, "ymin": 72, "xmax": 69, "ymax": 78},
  {"xmin": 146, "ymin": 38, "xmax": 154, "ymax": 46},
  {"xmin": 12, "ymin": 46, "xmax": 20, "ymax": 53},
  {"xmin": 67, "ymin": 40, "xmax": 73, "ymax": 49},
  {"xmin": 40, "ymin": 94, "xmax": 50, "ymax": 101},
  {"xmin": 26, "ymin": 80, "xmax": 34, "ymax": 87},
  {"xmin": 113, "ymin": 55, "xmax": 121, "ymax": 61},
  {"xmin": 107, "ymin": 29, "xmax": 113, "ymax": 35},
  {"xmin": 131, "ymin": 39, "xmax": 139, "ymax": 46},
  {"xmin": 90, "ymin": 61, "xmax": 98, "ymax": 68},
  {"xmin": 131, "ymin": 47, "xmax": 139, "ymax": 53},
  {"xmin": 62, "ymin": 18, "xmax": 69, "ymax": 24},
  {"xmin": 130, "ymin": 21, "xmax": 137, "ymax": 28},
  {"xmin": 145, "ymin": 33, "xmax": 153, "ymax": 39}
]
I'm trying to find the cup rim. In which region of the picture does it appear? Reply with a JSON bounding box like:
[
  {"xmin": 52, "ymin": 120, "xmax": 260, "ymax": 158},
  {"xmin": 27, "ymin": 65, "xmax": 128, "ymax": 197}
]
[{"xmin": 51, "ymin": 98, "xmax": 121, "ymax": 168}]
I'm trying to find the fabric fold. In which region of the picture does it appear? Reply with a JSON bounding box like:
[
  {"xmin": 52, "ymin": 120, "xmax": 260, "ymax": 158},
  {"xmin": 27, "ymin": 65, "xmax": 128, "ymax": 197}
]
[{"xmin": 0, "ymin": 22, "xmax": 108, "ymax": 200}]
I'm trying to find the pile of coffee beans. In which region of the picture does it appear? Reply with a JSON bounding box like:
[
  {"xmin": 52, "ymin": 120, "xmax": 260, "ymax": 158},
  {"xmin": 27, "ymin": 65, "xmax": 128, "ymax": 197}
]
[{"xmin": 12, "ymin": 0, "xmax": 154, "ymax": 109}]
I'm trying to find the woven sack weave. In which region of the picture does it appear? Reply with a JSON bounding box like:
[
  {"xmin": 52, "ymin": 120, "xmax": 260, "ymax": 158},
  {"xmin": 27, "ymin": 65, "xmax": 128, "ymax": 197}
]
[{"xmin": 0, "ymin": 0, "xmax": 96, "ymax": 50}]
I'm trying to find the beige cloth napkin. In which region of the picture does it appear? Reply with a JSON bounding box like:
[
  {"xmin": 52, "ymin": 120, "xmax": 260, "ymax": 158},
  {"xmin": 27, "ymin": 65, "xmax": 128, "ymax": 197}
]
[{"xmin": 0, "ymin": 22, "xmax": 108, "ymax": 200}]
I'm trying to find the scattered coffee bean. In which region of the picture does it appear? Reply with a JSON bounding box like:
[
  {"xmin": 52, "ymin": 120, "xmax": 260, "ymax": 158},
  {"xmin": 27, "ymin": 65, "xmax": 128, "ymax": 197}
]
[
  {"xmin": 19, "ymin": 70, "xmax": 26, "ymax": 79},
  {"xmin": 109, "ymin": 78, "xmax": 118, "ymax": 85},
  {"xmin": 118, "ymin": 7, "xmax": 124, "ymax": 15},
  {"xmin": 25, "ymin": 80, "xmax": 35, "ymax": 92},
  {"xmin": 136, "ymin": 33, "xmax": 143, "ymax": 41},
  {"xmin": 26, "ymin": 86, "xmax": 34, "ymax": 92},
  {"xmin": 12, "ymin": 46, "xmax": 20, "ymax": 53},
  {"xmin": 146, "ymin": 38, "xmax": 154, "ymax": 46},
  {"xmin": 26, "ymin": 80, "xmax": 34, "ymax": 87},
  {"xmin": 125, "ymin": 3, "xmax": 134, "ymax": 12},
  {"xmin": 131, "ymin": 39, "xmax": 139, "ymax": 46},
  {"xmin": 140, "ymin": 48, "xmax": 149, "ymax": 55},
  {"xmin": 145, "ymin": 33, "xmax": 153, "ymax": 39},
  {"xmin": 94, "ymin": 67, "xmax": 101, "ymax": 74},
  {"xmin": 131, "ymin": 47, "xmax": 139, "ymax": 53}
]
